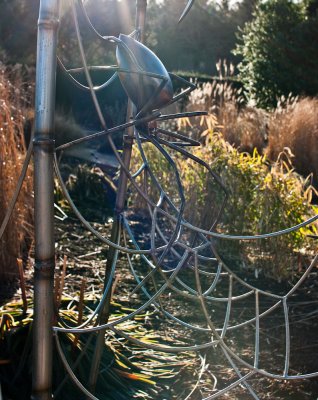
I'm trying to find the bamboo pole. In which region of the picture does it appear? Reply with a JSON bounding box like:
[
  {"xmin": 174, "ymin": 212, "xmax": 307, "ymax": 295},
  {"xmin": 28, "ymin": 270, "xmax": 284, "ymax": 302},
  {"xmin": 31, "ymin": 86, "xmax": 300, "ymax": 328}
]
[
  {"xmin": 32, "ymin": 1, "xmax": 59, "ymax": 399},
  {"xmin": 88, "ymin": 0, "xmax": 148, "ymax": 393},
  {"xmin": 17, "ymin": 258, "xmax": 28, "ymax": 314}
]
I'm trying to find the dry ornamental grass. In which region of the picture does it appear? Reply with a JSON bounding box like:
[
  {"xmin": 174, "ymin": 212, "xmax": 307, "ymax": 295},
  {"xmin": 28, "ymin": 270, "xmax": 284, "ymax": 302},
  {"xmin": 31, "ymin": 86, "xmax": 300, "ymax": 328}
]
[
  {"xmin": 0, "ymin": 64, "xmax": 33, "ymax": 282},
  {"xmin": 266, "ymin": 97, "xmax": 318, "ymax": 185}
]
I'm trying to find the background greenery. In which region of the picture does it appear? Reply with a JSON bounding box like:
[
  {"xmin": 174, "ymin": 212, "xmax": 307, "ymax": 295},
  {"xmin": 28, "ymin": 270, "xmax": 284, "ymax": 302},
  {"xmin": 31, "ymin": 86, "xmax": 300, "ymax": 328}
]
[
  {"xmin": 2, "ymin": 3, "xmax": 318, "ymax": 399},
  {"xmin": 234, "ymin": 0, "xmax": 318, "ymax": 108},
  {"xmin": 0, "ymin": 0, "xmax": 255, "ymax": 73},
  {"xmin": 1, "ymin": 0, "xmax": 318, "ymax": 108},
  {"xmin": 1, "ymin": 0, "xmax": 318, "ymax": 280}
]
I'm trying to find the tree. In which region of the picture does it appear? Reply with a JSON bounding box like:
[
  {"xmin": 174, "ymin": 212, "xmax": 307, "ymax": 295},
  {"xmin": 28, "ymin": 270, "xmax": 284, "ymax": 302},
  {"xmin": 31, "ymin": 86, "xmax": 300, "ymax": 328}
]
[
  {"xmin": 0, "ymin": 0, "xmax": 39, "ymax": 64},
  {"xmin": 146, "ymin": 0, "xmax": 255, "ymax": 76},
  {"xmin": 0, "ymin": 0, "xmax": 256, "ymax": 77},
  {"xmin": 234, "ymin": 0, "xmax": 318, "ymax": 109}
]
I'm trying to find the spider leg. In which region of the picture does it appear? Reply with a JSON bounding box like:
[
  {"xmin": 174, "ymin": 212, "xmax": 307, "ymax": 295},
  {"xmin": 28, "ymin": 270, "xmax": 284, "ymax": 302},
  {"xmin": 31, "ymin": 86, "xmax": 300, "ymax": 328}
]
[
  {"xmin": 55, "ymin": 111, "xmax": 160, "ymax": 151},
  {"xmin": 149, "ymin": 134, "xmax": 229, "ymax": 231},
  {"xmin": 57, "ymin": 58, "xmax": 119, "ymax": 92},
  {"xmin": 169, "ymin": 72, "xmax": 197, "ymax": 89},
  {"xmin": 58, "ymin": 60, "xmax": 168, "ymax": 95},
  {"xmin": 157, "ymin": 111, "xmax": 207, "ymax": 121},
  {"xmin": 179, "ymin": 0, "xmax": 196, "ymax": 23},
  {"xmin": 154, "ymin": 72, "xmax": 197, "ymax": 110},
  {"xmin": 134, "ymin": 131, "xmax": 186, "ymax": 267},
  {"xmin": 159, "ymin": 142, "xmax": 197, "ymax": 147},
  {"xmin": 156, "ymin": 127, "xmax": 201, "ymax": 147},
  {"xmin": 77, "ymin": 0, "xmax": 126, "ymax": 44},
  {"xmin": 75, "ymin": 0, "xmax": 146, "ymax": 70}
]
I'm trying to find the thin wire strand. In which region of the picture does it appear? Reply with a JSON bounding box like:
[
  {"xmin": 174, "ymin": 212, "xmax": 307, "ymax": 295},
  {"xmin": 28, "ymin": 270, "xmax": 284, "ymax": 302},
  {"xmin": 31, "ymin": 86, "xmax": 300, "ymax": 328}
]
[
  {"xmin": 48, "ymin": 2, "xmax": 318, "ymax": 398},
  {"xmin": 0, "ymin": 139, "xmax": 33, "ymax": 240}
]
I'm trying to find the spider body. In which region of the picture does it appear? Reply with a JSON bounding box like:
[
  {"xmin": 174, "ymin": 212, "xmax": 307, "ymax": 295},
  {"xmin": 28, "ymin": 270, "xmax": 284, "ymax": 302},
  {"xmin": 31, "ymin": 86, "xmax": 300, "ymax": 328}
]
[{"xmin": 116, "ymin": 34, "xmax": 173, "ymax": 116}]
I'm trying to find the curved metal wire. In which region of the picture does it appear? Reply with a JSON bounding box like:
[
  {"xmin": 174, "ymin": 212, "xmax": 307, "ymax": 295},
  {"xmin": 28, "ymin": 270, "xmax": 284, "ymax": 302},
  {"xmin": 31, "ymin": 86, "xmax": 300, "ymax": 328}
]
[
  {"xmin": 0, "ymin": 138, "xmax": 33, "ymax": 241},
  {"xmin": 21, "ymin": 0, "xmax": 318, "ymax": 398}
]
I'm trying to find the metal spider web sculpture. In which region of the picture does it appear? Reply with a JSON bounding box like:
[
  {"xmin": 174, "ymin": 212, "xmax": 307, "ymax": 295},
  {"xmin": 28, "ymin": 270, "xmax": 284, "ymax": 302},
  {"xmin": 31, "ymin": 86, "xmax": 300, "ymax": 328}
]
[{"xmin": 1, "ymin": 0, "xmax": 318, "ymax": 399}]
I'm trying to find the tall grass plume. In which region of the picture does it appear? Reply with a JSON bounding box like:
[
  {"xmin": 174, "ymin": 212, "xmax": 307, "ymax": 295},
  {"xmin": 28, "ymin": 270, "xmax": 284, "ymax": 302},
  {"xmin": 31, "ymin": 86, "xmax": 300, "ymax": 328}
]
[
  {"xmin": 266, "ymin": 97, "xmax": 318, "ymax": 185},
  {"xmin": 0, "ymin": 64, "xmax": 33, "ymax": 282},
  {"xmin": 185, "ymin": 61, "xmax": 268, "ymax": 153}
]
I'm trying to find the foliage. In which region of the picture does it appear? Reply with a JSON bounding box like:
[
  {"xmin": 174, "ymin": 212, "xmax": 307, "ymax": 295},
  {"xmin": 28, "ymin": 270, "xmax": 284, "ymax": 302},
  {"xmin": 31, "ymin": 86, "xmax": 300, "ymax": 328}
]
[
  {"xmin": 58, "ymin": 0, "xmax": 256, "ymax": 75},
  {"xmin": 176, "ymin": 62, "xmax": 268, "ymax": 154},
  {"xmin": 131, "ymin": 130, "xmax": 317, "ymax": 281},
  {"xmin": 0, "ymin": 64, "xmax": 33, "ymax": 282},
  {"xmin": 185, "ymin": 132, "xmax": 316, "ymax": 280},
  {"xmin": 234, "ymin": 0, "xmax": 318, "ymax": 109},
  {"xmin": 0, "ymin": 0, "xmax": 39, "ymax": 65},
  {"xmin": 146, "ymin": 0, "xmax": 256, "ymax": 75},
  {"xmin": 0, "ymin": 0, "xmax": 256, "ymax": 76},
  {"xmin": 186, "ymin": 60, "xmax": 245, "ymax": 115},
  {"xmin": 0, "ymin": 298, "xmax": 184, "ymax": 399}
]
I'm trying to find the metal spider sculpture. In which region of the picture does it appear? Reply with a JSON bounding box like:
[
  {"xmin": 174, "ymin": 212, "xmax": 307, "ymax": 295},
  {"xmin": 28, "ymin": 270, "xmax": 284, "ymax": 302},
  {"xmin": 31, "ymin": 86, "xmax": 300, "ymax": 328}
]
[
  {"xmin": 51, "ymin": 2, "xmax": 318, "ymax": 399},
  {"xmin": 55, "ymin": 0, "xmax": 228, "ymax": 273},
  {"xmin": 2, "ymin": 0, "xmax": 317, "ymax": 399}
]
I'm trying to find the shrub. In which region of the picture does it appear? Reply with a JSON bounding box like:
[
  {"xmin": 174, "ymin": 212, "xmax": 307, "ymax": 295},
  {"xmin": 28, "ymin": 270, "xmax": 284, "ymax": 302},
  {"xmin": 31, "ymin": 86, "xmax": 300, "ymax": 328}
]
[
  {"xmin": 184, "ymin": 132, "xmax": 316, "ymax": 280},
  {"xmin": 234, "ymin": 0, "xmax": 318, "ymax": 109},
  {"xmin": 0, "ymin": 64, "xmax": 33, "ymax": 282},
  {"xmin": 130, "ymin": 131, "xmax": 317, "ymax": 281}
]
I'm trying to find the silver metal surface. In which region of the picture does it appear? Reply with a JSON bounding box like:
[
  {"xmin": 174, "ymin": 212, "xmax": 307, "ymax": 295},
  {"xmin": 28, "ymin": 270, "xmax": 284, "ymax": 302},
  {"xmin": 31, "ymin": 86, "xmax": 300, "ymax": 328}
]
[
  {"xmin": 50, "ymin": 1, "xmax": 318, "ymax": 391},
  {"xmin": 179, "ymin": 0, "xmax": 196, "ymax": 23},
  {"xmin": 0, "ymin": 0, "xmax": 315, "ymax": 398},
  {"xmin": 32, "ymin": 0, "xmax": 60, "ymax": 398},
  {"xmin": 116, "ymin": 34, "xmax": 173, "ymax": 114},
  {"xmin": 88, "ymin": 1, "xmax": 148, "ymax": 391}
]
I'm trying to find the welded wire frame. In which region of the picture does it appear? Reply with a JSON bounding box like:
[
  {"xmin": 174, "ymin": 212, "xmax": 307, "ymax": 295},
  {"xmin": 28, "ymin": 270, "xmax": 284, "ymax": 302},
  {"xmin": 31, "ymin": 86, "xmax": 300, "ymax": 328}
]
[
  {"xmin": 1, "ymin": 0, "xmax": 318, "ymax": 399},
  {"xmin": 50, "ymin": 3, "xmax": 318, "ymax": 398}
]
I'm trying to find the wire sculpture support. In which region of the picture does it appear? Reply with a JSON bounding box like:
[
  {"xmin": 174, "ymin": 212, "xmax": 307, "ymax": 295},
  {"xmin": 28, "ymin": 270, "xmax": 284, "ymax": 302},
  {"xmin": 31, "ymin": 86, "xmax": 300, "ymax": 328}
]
[
  {"xmin": 0, "ymin": 0, "xmax": 317, "ymax": 398},
  {"xmin": 32, "ymin": 0, "xmax": 60, "ymax": 399},
  {"xmin": 88, "ymin": 2, "xmax": 148, "ymax": 392}
]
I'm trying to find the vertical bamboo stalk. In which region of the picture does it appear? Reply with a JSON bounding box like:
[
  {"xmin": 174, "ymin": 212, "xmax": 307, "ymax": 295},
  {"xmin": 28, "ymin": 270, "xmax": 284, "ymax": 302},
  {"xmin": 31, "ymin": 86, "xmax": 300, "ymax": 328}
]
[
  {"xmin": 17, "ymin": 258, "xmax": 28, "ymax": 314},
  {"xmin": 58, "ymin": 255, "xmax": 67, "ymax": 306},
  {"xmin": 88, "ymin": 1, "xmax": 148, "ymax": 393},
  {"xmin": 32, "ymin": 1, "xmax": 59, "ymax": 399},
  {"xmin": 112, "ymin": 0, "xmax": 147, "ymax": 216},
  {"xmin": 72, "ymin": 277, "xmax": 86, "ymax": 352}
]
